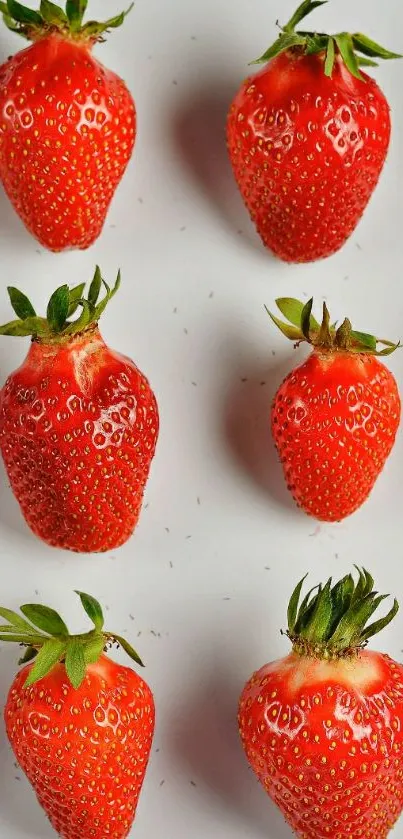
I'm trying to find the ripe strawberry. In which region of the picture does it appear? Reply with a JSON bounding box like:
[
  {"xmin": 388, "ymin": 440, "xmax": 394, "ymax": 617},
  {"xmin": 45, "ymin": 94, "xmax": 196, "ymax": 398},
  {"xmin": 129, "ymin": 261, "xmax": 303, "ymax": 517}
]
[
  {"xmin": 0, "ymin": 268, "xmax": 159, "ymax": 552},
  {"xmin": 227, "ymin": 0, "xmax": 401, "ymax": 263},
  {"xmin": 0, "ymin": 591, "xmax": 154, "ymax": 839},
  {"xmin": 0, "ymin": 0, "xmax": 136, "ymax": 252},
  {"xmin": 239, "ymin": 568, "xmax": 403, "ymax": 839},
  {"xmin": 268, "ymin": 297, "xmax": 400, "ymax": 522}
]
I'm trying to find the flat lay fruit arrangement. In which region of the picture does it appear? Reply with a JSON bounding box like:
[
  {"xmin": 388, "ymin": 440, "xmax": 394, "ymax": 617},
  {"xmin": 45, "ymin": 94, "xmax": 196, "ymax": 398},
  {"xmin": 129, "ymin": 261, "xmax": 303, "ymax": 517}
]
[{"xmin": 0, "ymin": 0, "xmax": 401, "ymax": 837}]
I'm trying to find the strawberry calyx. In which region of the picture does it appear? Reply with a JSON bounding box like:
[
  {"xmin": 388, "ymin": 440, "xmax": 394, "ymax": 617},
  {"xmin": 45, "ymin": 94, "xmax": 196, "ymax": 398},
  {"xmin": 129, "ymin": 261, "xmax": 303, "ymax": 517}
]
[
  {"xmin": 252, "ymin": 0, "xmax": 402, "ymax": 81},
  {"xmin": 0, "ymin": 266, "xmax": 120, "ymax": 344},
  {"xmin": 0, "ymin": 0, "xmax": 133, "ymax": 44},
  {"xmin": 286, "ymin": 567, "xmax": 399, "ymax": 660},
  {"xmin": 0, "ymin": 591, "xmax": 144, "ymax": 689},
  {"xmin": 267, "ymin": 297, "xmax": 400, "ymax": 357}
]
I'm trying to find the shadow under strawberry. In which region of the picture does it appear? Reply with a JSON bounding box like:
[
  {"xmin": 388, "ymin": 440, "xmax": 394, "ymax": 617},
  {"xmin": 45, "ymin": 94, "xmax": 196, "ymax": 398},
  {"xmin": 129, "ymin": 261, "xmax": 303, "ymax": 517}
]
[
  {"xmin": 171, "ymin": 77, "xmax": 264, "ymax": 253},
  {"xmin": 223, "ymin": 349, "xmax": 304, "ymax": 515},
  {"xmin": 167, "ymin": 651, "xmax": 291, "ymax": 839}
]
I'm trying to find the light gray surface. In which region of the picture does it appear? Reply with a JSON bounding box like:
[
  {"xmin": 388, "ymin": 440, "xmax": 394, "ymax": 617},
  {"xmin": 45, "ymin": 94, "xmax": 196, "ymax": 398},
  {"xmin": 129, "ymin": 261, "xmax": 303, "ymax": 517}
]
[{"xmin": 0, "ymin": 0, "xmax": 402, "ymax": 836}]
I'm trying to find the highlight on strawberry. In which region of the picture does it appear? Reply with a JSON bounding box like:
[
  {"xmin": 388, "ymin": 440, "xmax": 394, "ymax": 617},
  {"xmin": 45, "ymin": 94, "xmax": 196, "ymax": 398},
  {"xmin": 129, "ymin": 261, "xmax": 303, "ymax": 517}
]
[
  {"xmin": 227, "ymin": 0, "xmax": 402, "ymax": 263},
  {"xmin": 0, "ymin": 591, "xmax": 154, "ymax": 839},
  {"xmin": 0, "ymin": 0, "xmax": 136, "ymax": 251},
  {"xmin": 268, "ymin": 297, "xmax": 401, "ymax": 522},
  {"xmin": 0, "ymin": 267, "xmax": 159, "ymax": 553},
  {"xmin": 239, "ymin": 568, "xmax": 403, "ymax": 839}
]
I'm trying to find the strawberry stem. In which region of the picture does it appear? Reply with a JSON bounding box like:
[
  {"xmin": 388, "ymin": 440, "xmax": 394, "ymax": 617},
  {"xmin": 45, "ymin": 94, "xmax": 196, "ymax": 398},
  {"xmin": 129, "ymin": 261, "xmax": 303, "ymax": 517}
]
[
  {"xmin": 0, "ymin": 592, "xmax": 144, "ymax": 689},
  {"xmin": 267, "ymin": 297, "xmax": 401, "ymax": 357},
  {"xmin": 287, "ymin": 568, "xmax": 399, "ymax": 659},
  {"xmin": 252, "ymin": 0, "xmax": 402, "ymax": 79},
  {"xmin": 0, "ymin": 0, "xmax": 133, "ymax": 43},
  {"xmin": 0, "ymin": 266, "xmax": 121, "ymax": 342}
]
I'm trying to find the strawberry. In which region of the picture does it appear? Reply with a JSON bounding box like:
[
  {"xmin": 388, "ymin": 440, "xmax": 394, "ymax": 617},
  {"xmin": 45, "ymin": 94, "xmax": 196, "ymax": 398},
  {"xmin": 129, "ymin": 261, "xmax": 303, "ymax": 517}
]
[
  {"xmin": 239, "ymin": 568, "xmax": 403, "ymax": 839},
  {"xmin": 0, "ymin": 0, "xmax": 136, "ymax": 252},
  {"xmin": 0, "ymin": 268, "xmax": 159, "ymax": 552},
  {"xmin": 0, "ymin": 591, "xmax": 154, "ymax": 839},
  {"xmin": 227, "ymin": 0, "xmax": 401, "ymax": 263},
  {"xmin": 268, "ymin": 297, "xmax": 400, "ymax": 522}
]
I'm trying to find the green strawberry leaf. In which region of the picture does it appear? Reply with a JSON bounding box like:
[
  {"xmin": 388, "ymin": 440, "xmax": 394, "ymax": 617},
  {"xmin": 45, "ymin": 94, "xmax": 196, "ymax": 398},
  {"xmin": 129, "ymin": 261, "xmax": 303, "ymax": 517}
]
[
  {"xmin": 357, "ymin": 56, "xmax": 378, "ymax": 68},
  {"xmin": 6, "ymin": 0, "xmax": 43, "ymax": 24},
  {"xmin": 361, "ymin": 598, "xmax": 399, "ymax": 642},
  {"xmin": 88, "ymin": 265, "xmax": 102, "ymax": 307},
  {"xmin": 20, "ymin": 604, "xmax": 69, "ymax": 636},
  {"xmin": 63, "ymin": 300, "xmax": 92, "ymax": 335},
  {"xmin": 252, "ymin": 31, "xmax": 306, "ymax": 65},
  {"xmin": 81, "ymin": 4, "xmax": 134, "ymax": 37},
  {"xmin": 350, "ymin": 330, "xmax": 377, "ymax": 351},
  {"xmin": 0, "ymin": 316, "xmax": 47, "ymax": 337},
  {"xmin": 352, "ymin": 32, "xmax": 402, "ymax": 61},
  {"xmin": 7, "ymin": 286, "xmax": 36, "ymax": 320},
  {"xmin": 65, "ymin": 638, "xmax": 86, "ymax": 689},
  {"xmin": 47, "ymin": 285, "xmax": 69, "ymax": 332},
  {"xmin": 283, "ymin": 0, "xmax": 327, "ymax": 32},
  {"xmin": 0, "ymin": 607, "xmax": 38, "ymax": 632},
  {"xmin": 40, "ymin": 0, "xmax": 67, "ymax": 23},
  {"xmin": 324, "ymin": 36, "xmax": 335, "ymax": 77},
  {"xmin": 265, "ymin": 308, "xmax": 303, "ymax": 341},
  {"xmin": 334, "ymin": 33, "xmax": 363, "ymax": 81},
  {"xmin": 276, "ymin": 298, "xmax": 320, "ymax": 331},
  {"xmin": 83, "ymin": 635, "xmax": 105, "ymax": 665},
  {"xmin": 67, "ymin": 282, "xmax": 86, "ymax": 317},
  {"xmin": 25, "ymin": 638, "xmax": 66, "ymax": 686},
  {"xmin": 65, "ymin": 0, "xmax": 87, "ymax": 28},
  {"xmin": 108, "ymin": 633, "xmax": 144, "ymax": 667},
  {"xmin": 287, "ymin": 574, "xmax": 308, "ymax": 634},
  {"xmin": 75, "ymin": 591, "xmax": 104, "ymax": 631}
]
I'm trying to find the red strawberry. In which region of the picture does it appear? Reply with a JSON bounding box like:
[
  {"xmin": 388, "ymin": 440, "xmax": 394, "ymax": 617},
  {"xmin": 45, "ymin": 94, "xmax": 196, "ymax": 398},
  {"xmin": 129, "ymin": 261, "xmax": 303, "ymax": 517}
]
[
  {"xmin": 227, "ymin": 0, "xmax": 401, "ymax": 263},
  {"xmin": 239, "ymin": 568, "xmax": 403, "ymax": 839},
  {"xmin": 268, "ymin": 297, "xmax": 400, "ymax": 522},
  {"xmin": 0, "ymin": 0, "xmax": 135, "ymax": 251},
  {"xmin": 0, "ymin": 268, "xmax": 159, "ymax": 552},
  {"xmin": 1, "ymin": 591, "xmax": 154, "ymax": 839}
]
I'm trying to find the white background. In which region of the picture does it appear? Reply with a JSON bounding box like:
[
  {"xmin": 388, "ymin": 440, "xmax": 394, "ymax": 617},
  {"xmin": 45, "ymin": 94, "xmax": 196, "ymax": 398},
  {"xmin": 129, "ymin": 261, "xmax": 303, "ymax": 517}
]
[{"xmin": 0, "ymin": 0, "xmax": 402, "ymax": 837}]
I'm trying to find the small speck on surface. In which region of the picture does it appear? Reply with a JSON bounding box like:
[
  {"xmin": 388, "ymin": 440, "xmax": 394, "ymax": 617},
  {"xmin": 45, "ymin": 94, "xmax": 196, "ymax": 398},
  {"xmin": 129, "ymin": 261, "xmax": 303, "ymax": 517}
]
[
  {"xmin": 344, "ymin": 276, "xmax": 349, "ymax": 281},
  {"xmin": 137, "ymin": 631, "xmax": 142, "ymax": 637},
  {"xmin": 144, "ymin": 503, "xmax": 149, "ymax": 510},
  {"xmin": 35, "ymin": 249, "xmax": 41, "ymax": 255},
  {"xmin": 129, "ymin": 614, "xmax": 135, "ymax": 621},
  {"xmin": 272, "ymin": 350, "xmax": 276, "ymax": 356},
  {"xmin": 260, "ymin": 381, "xmax": 266, "ymax": 387},
  {"xmin": 190, "ymin": 781, "xmax": 197, "ymax": 787},
  {"xmin": 138, "ymin": 197, "xmax": 144, "ymax": 204},
  {"xmin": 165, "ymin": 527, "xmax": 170, "ymax": 533},
  {"xmin": 197, "ymin": 496, "xmax": 201, "ymax": 506},
  {"xmin": 335, "ymin": 553, "xmax": 339, "ymax": 559},
  {"xmin": 191, "ymin": 381, "xmax": 197, "ymax": 387},
  {"xmin": 109, "ymin": 224, "xmax": 116, "ymax": 229},
  {"xmin": 155, "ymin": 748, "xmax": 160, "ymax": 753},
  {"xmin": 309, "ymin": 526, "xmax": 321, "ymax": 538},
  {"xmin": 151, "ymin": 630, "xmax": 157, "ymax": 637},
  {"xmin": 355, "ymin": 243, "xmax": 362, "ymax": 250},
  {"xmin": 35, "ymin": 590, "xmax": 39, "ymax": 596},
  {"xmin": 209, "ymin": 291, "xmax": 214, "ymax": 299},
  {"xmin": 105, "ymin": 605, "xmax": 110, "ymax": 611},
  {"xmin": 180, "ymin": 226, "xmax": 186, "ymax": 231},
  {"xmin": 173, "ymin": 307, "xmax": 178, "ymax": 314},
  {"xmin": 241, "ymin": 377, "xmax": 248, "ymax": 383},
  {"xmin": 237, "ymin": 229, "xmax": 243, "ymax": 235},
  {"xmin": 184, "ymin": 328, "xmax": 188, "ymax": 335},
  {"xmin": 265, "ymin": 566, "xmax": 271, "ymax": 571},
  {"xmin": 169, "ymin": 561, "xmax": 174, "ymax": 568},
  {"xmin": 186, "ymin": 535, "xmax": 192, "ymax": 540},
  {"xmin": 172, "ymin": 79, "xmax": 178, "ymax": 85},
  {"xmin": 160, "ymin": 780, "xmax": 165, "ymax": 787},
  {"xmin": 222, "ymin": 597, "xmax": 231, "ymax": 601},
  {"xmin": 15, "ymin": 776, "xmax": 21, "ymax": 781},
  {"xmin": 191, "ymin": 35, "xmax": 197, "ymax": 40}
]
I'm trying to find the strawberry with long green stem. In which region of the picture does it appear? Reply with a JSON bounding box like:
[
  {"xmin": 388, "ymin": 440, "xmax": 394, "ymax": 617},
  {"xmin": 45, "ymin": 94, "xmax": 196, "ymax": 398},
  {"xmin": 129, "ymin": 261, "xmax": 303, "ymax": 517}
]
[
  {"xmin": 0, "ymin": 268, "xmax": 159, "ymax": 553},
  {"xmin": 0, "ymin": 0, "xmax": 135, "ymax": 251},
  {"xmin": 268, "ymin": 297, "xmax": 401, "ymax": 522},
  {"xmin": 239, "ymin": 568, "xmax": 403, "ymax": 839},
  {"xmin": 0, "ymin": 590, "xmax": 154, "ymax": 839}
]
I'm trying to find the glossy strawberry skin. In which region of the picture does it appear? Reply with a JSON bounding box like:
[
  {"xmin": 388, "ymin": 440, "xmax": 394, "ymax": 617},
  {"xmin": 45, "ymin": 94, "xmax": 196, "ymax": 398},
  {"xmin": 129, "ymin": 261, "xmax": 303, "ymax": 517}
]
[
  {"xmin": 0, "ymin": 34, "xmax": 135, "ymax": 251},
  {"xmin": 239, "ymin": 650, "xmax": 403, "ymax": 839},
  {"xmin": 227, "ymin": 52, "xmax": 390, "ymax": 262},
  {"xmin": 5, "ymin": 654, "xmax": 154, "ymax": 839},
  {"xmin": 272, "ymin": 350, "xmax": 400, "ymax": 521},
  {"xmin": 0, "ymin": 328, "xmax": 159, "ymax": 552}
]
